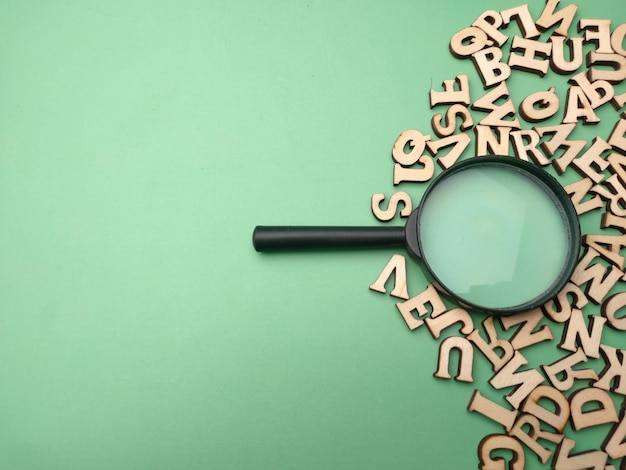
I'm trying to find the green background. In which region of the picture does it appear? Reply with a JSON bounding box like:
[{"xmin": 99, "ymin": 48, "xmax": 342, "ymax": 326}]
[{"xmin": 1, "ymin": 1, "xmax": 625, "ymax": 468}]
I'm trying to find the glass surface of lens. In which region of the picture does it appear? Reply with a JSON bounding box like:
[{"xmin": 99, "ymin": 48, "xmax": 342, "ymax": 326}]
[{"xmin": 418, "ymin": 162, "xmax": 570, "ymax": 310}]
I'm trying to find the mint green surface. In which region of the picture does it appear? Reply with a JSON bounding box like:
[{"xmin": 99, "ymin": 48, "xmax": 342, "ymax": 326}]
[
  {"xmin": 1, "ymin": 1, "xmax": 625, "ymax": 469},
  {"xmin": 419, "ymin": 164, "xmax": 569, "ymax": 309}
]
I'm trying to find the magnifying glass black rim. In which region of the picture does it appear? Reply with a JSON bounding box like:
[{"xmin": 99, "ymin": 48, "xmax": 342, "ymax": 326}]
[{"xmin": 405, "ymin": 155, "xmax": 581, "ymax": 315}]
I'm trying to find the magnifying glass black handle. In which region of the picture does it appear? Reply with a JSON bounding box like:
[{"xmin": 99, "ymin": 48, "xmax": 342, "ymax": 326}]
[{"xmin": 253, "ymin": 226, "xmax": 406, "ymax": 251}]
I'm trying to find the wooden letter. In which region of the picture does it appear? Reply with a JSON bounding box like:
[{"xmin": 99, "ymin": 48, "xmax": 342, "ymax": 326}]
[
  {"xmin": 607, "ymin": 152, "xmax": 626, "ymax": 188},
  {"xmin": 569, "ymin": 71, "xmax": 614, "ymax": 110},
  {"xmin": 550, "ymin": 36, "xmax": 584, "ymax": 75},
  {"xmin": 612, "ymin": 23, "xmax": 626, "ymax": 56},
  {"xmin": 522, "ymin": 385, "xmax": 570, "ymax": 432},
  {"xmin": 603, "ymin": 408, "xmax": 626, "ymax": 459},
  {"xmin": 500, "ymin": 5, "xmax": 540, "ymax": 39},
  {"xmin": 472, "ymin": 47, "xmax": 512, "ymax": 88},
  {"xmin": 569, "ymin": 387, "xmax": 618, "ymax": 431},
  {"xmin": 510, "ymin": 129, "xmax": 550, "ymax": 166},
  {"xmin": 424, "ymin": 308, "xmax": 473, "ymax": 339},
  {"xmin": 429, "ymin": 75, "xmax": 471, "ymax": 107},
  {"xmin": 559, "ymin": 309, "xmax": 607, "ymax": 359},
  {"xmin": 467, "ymin": 316, "xmax": 514, "ymax": 372},
  {"xmin": 471, "ymin": 81, "xmax": 521, "ymax": 128},
  {"xmin": 475, "ymin": 126, "xmax": 511, "ymax": 156},
  {"xmin": 467, "ymin": 390, "xmax": 517, "ymax": 431},
  {"xmin": 520, "ymin": 87, "xmax": 560, "ymax": 123},
  {"xmin": 542, "ymin": 281, "xmax": 589, "ymax": 323},
  {"xmin": 449, "ymin": 27, "xmax": 492, "ymax": 59},
  {"xmin": 594, "ymin": 344, "xmax": 626, "ymax": 395},
  {"xmin": 542, "ymin": 348, "xmax": 598, "ymax": 392},
  {"xmin": 583, "ymin": 232, "xmax": 626, "ymax": 268},
  {"xmin": 572, "ymin": 136, "xmax": 612, "ymax": 183},
  {"xmin": 571, "ymin": 246, "xmax": 624, "ymax": 304},
  {"xmin": 478, "ymin": 434, "xmax": 525, "ymax": 470},
  {"xmin": 613, "ymin": 92, "xmax": 626, "ymax": 110},
  {"xmin": 499, "ymin": 309, "xmax": 554, "ymax": 351},
  {"xmin": 509, "ymin": 413, "xmax": 563, "ymax": 464},
  {"xmin": 508, "ymin": 36, "xmax": 552, "ymax": 76},
  {"xmin": 395, "ymin": 284, "xmax": 447, "ymax": 330},
  {"xmin": 602, "ymin": 210, "xmax": 626, "ymax": 232},
  {"xmin": 434, "ymin": 336, "xmax": 474, "ymax": 382},
  {"xmin": 426, "ymin": 132, "xmax": 471, "ymax": 169},
  {"xmin": 392, "ymin": 130, "xmax": 434, "ymax": 184},
  {"xmin": 564, "ymin": 178, "xmax": 605, "ymax": 215},
  {"xmin": 608, "ymin": 118, "xmax": 626, "ymax": 155},
  {"xmin": 392, "ymin": 129, "xmax": 430, "ymax": 166},
  {"xmin": 563, "ymin": 86, "xmax": 601, "ymax": 125},
  {"xmin": 489, "ymin": 351, "xmax": 544, "ymax": 409},
  {"xmin": 553, "ymin": 438, "xmax": 608, "ymax": 470},
  {"xmin": 592, "ymin": 173, "xmax": 626, "ymax": 217},
  {"xmin": 369, "ymin": 254, "xmax": 409, "ymax": 299},
  {"xmin": 393, "ymin": 158, "xmax": 434, "ymax": 184},
  {"xmin": 371, "ymin": 192, "xmax": 412, "ymax": 222},
  {"xmin": 580, "ymin": 19, "xmax": 614, "ymax": 54},
  {"xmin": 536, "ymin": 0, "xmax": 578, "ymax": 37},
  {"xmin": 472, "ymin": 10, "xmax": 508, "ymax": 47},
  {"xmin": 431, "ymin": 104, "xmax": 473, "ymax": 138},
  {"xmin": 587, "ymin": 52, "xmax": 626, "ymax": 83},
  {"xmin": 534, "ymin": 123, "xmax": 586, "ymax": 174},
  {"xmin": 602, "ymin": 292, "xmax": 626, "ymax": 331}
]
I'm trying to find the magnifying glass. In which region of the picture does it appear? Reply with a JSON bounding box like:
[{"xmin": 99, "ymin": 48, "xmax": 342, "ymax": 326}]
[{"xmin": 253, "ymin": 156, "xmax": 581, "ymax": 315}]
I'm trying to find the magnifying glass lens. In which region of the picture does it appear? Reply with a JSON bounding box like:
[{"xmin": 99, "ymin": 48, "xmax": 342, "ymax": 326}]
[{"xmin": 418, "ymin": 162, "xmax": 571, "ymax": 311}]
